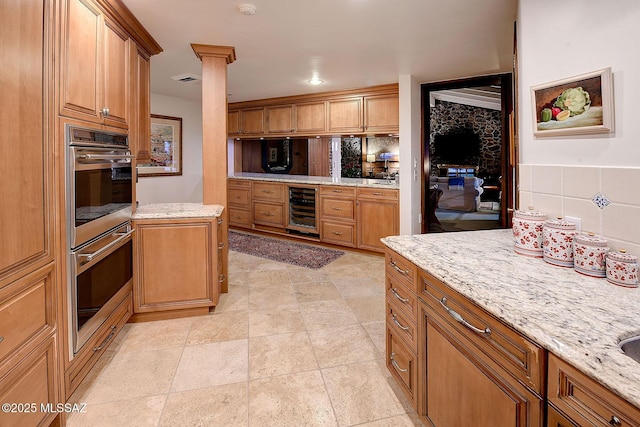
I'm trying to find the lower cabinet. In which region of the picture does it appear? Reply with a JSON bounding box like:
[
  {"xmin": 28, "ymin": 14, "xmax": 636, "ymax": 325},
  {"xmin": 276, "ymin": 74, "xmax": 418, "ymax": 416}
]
[
  {"xmin": 356, "ymin": 188, "xmax": 399, "ymax": 252},
  {"xmin": 132, "ymin": 217, "xmax": 220, "ymax": 318}
]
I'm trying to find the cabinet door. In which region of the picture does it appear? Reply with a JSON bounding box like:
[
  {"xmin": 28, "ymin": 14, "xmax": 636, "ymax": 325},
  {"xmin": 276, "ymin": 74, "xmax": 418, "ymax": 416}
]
[
  {"xmin": 547, "ymin": 405, "xmax": 578, "ymax": 427},
  {"xmin": 241, "ymin": 108, "xmax": 265, "ymax": 135},
  {"xmin": 364, "ymin": 94, "xmax": 399, "ymax": 133},
  {"xmin": 1, "ymin": 0, "xmax": 53, "ymax": 279},
  {"xmin": 357, "ymin": 199, "xmax": 399, "ymax": 252},
  {"xmin": 308, "ymin": 138, "xmax": 330, "ymax": 176},
  {"xmin": 328, "ymin": 97, "xmax": 363, "ymax": 133},
  {"xmin": 130, "ymin": 45, "xmax": 151, "ymax": 161},
  {"xmin": 228, "ymin": 110, "xmax": 241, "ymax": 135},
  {"xmin": 295, "ymin": 101, "xmax": 326, "ymax": 133},
  {"xmin": 424, "ymin": 310, "xmax": 543, "ymax": 427},
  {"xmin": 134, "ymin": 220, "xmax": 216, "ymax": 312},
  {"xmin": 266, "ymin": 105, "xmax": 294, "ymax": 133},
  {"xmin": 60, "ymin": 0, "xmax": 101, "ymax": 122},
  {"xmin": 102, "ymin": 17, "xmax": 129, "ymax": 129}
]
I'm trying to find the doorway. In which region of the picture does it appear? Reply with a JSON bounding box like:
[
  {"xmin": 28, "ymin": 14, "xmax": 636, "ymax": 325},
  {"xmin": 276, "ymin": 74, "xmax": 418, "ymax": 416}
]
[{"xmin": 421, "ymin": 74, "xmax": 515, "ymax": 233}]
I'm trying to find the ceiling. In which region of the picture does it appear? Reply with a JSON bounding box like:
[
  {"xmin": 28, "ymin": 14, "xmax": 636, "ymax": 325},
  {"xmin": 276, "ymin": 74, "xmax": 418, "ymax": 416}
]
[{"xmin": 122, "ymin": 0, "xmax": 518, "ymax": 104}]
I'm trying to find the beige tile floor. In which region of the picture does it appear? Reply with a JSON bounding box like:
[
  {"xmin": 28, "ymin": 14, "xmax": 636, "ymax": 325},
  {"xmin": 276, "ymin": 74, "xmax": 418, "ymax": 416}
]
[{"xmin": 67, "ymin": 247, "xmax": 423, "ymax": 426}]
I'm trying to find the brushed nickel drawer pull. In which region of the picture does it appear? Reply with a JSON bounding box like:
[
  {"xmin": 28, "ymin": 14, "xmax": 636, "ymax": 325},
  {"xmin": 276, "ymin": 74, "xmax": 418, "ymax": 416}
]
[
  {"xmin": 372, "ymin": 192, "xmax": 383, "ymax": 195},
  {"xmin": 389, "ymin": 260, "xmax": 409, "ymax": 275},
  {"xmin": 440, "ymin": 297, "xmax": 491, "ymax": 337},
  {"xmin": 390, "ymin": 288, "xmax": 409, "ymax": 303},
  {"xmin": 610, "ymin": 416, "xmax": 622, "ymax": 426},
  {"xmin": 332, "ymin": 231, "xmax": 343, "ymax": 235},
  {"xmin": 390, "ymin": 352, "xmax": 408, "ymax": 372},
  {"xmin": 332, "ymin": 189, "xmax": 343, "ymax": 193},
  {"xmin": 261, "ymin": 190, "xmax": 273, "ymax": 193},
  {"xmin": 391, "ymin": 313, "xmax": 410, "ymax": 331},
  {"xmin": 218, "ymin": 242, "xmax": 225, "ymax": 249},
  {"xmin": 261, "ymin": 211, "xmax": 274, "ymax": 216},
  {"xmin": 93, "ymin": 326, "xmax": 117, "ymax": 351},
  {"xmin": 0, "ymin": 336, "xmax": 4, "ymax": 343},
  {"xmin": 332, "ymin": 207, "xmax": 343, "ymax": 211}
]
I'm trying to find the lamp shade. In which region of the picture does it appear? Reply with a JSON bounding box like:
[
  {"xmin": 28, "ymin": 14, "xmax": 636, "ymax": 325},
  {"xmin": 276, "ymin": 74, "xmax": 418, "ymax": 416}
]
[{"xmin": 366, "ymin": 154, "xmax": 376, "ymax": 163}]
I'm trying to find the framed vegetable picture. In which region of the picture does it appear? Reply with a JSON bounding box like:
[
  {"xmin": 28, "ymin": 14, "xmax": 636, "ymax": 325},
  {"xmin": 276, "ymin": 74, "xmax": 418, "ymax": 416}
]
[
  {"xmin": 138, "ymin": 114, "xmax": 182, "ymax": 176},
  {"xmin": 531, "ymin": 68, "xmax": 613, "ymax": 137}
]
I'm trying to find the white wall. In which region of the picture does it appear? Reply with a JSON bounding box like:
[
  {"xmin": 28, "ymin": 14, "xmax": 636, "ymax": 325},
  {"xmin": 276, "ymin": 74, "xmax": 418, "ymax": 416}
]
[
  {"xmin": 136, "ymin": 93, "xmax": 204, "ymax": 204},
  {"xmin": 518, "ymin": 0, "xmax": 640, "ymax": 254},
  {"xmin": 398, "ymin": 75, "xmax": 422, "ymax": 235}
]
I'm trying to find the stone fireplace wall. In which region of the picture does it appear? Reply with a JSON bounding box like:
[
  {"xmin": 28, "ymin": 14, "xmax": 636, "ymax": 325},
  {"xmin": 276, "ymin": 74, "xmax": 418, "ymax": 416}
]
[{"xmin": 429, "ymin": 100, "xmax": 502, "ymax": 178}]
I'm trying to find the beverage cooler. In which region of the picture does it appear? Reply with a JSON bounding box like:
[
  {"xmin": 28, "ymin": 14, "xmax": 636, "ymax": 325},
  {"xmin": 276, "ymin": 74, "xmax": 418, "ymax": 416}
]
[{"xmin": 287, "ymin": 185, "xmax": 318, "ymax": 236}]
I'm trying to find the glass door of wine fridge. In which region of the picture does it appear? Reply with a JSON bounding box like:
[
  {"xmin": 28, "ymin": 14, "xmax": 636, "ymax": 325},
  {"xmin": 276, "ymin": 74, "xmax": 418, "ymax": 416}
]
[{"xmin": 287, "ymin": 185, "xmax": 318, "ymax": 236}]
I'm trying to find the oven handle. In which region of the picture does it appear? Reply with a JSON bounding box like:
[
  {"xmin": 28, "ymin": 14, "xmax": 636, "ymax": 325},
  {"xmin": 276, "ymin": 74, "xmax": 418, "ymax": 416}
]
[
  {"xmin": 78, "ymin": 153, "xmax": 135, "ymax": 161},
  {"xmin": 77, "ymin": 229, "xmax": 135, "ymax": 262}
]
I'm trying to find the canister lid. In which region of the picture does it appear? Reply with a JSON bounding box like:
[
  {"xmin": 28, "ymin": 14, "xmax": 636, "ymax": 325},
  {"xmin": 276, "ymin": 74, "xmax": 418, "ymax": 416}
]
[
  {"xmin": 574, "ymin": 232, "xmax": 609, "ymax": 247},
  {"xmin": 543, "ymin": 217, "xmax": 576, "ymax": 230},
  {"xmin": 514, "ymin": 206, "xmax": 547, "ymax": 221},
  {"xmin": 607, "ymin": 249, "xmax": 638, "ymax": 263}
]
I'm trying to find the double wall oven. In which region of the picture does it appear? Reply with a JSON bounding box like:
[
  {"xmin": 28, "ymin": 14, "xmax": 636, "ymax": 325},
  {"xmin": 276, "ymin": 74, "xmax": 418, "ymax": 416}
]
[{"xmin": 66, "ymin": 125, "xmax": 135, "ymax": 355}]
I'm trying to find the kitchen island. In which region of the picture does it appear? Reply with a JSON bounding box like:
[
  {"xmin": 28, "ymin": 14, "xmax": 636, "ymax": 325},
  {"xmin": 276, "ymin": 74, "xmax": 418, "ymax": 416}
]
[
  {"xmin": 382, "ymin": 229, "xmax": 640, "ymax": 425},
  {"xmin": 229, "ymin": 173, "xmax": 399, "ymax": 252},
  {"xmin": 131, "ymin": 203, "xmax": 225, "ymax": 321}
]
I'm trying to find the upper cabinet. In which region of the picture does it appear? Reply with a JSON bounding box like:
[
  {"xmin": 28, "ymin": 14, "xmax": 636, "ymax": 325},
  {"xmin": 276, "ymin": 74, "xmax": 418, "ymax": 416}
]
[
  {"xmin": 228, "ymin": 84, "xmax": 398, "ymax": 138},
  {"xmin": 129, "ymin": 45, "xmax": 151, "ymax": 161},
  {"xmin": 60, "ymin": 0, "xmax": 162, "ymax": 132},
  {"xmin": 60, "ymin": 0, "xmax": 128, "ymax": 128}
]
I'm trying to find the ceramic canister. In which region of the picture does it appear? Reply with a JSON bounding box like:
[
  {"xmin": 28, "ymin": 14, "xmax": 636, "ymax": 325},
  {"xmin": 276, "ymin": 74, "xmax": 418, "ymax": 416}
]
[
  {"xmin": 606, "ymin": 250, "xmax": 639, "ymax": 288},
  {"xmin": 573, "ymin": 233, "xmax": 609, "ymax": 277},
  {"xmin": 542, "ymin": 218, "xmax": 578, "ymax": 267},
  {"xmin": 512, "ymin": 208, "xmax": 547, "ymax": 257}
]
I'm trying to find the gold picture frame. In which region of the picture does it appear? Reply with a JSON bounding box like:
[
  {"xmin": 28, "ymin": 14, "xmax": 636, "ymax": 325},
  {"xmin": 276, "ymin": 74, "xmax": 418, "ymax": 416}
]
[
  {"xmin": 138, "ymin": 114, "xmax": 183, "ymax": 176},
  {"xmin": 531, "ymin": 68, "xmax": 614, "ymax": 137}
]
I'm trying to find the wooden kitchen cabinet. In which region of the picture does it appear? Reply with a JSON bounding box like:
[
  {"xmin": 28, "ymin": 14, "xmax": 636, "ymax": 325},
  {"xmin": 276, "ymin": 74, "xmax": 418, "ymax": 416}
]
[
  {"xmin": 228, "ymin": 110, "xmax": 241, "ymax": 136},
  {"xmin": 295, "ymin": 101, "xmax": 326, "ymax": 134},
  {"xmin": 364, "ymin": 94, "xmax": 399, "ymax": 133},
  {"xmin": 319, "ymin": 186, "xmax": 357, "ymax": 247},
  {"xmin": 60, "ymin": 0, "xmax": 129, "ymax": 129},
  {"xmin": 228, "ymin": 178, "xmax": 252, "ymax": 229},
  {"xmin": 130, "ymin": 44, "xmax": 152, "ymax": 162},
  {"xmin": 327, "ymin": 97, "xmax": 364, "ymax": 133},
  {"xmin": 547, "ymin": 353, "xmax": 640, "ymax": 427},
  {"xmin": 308, "ymin": 138, "xmax": 330, "ymax": 176},
  {"xmin": 266, "ymin": 105, "xmax": 295, "ymax": 134},
  {"xmin": 356, "ymin": 188, "xmax": 399, "ymax": 252},
  {"xmin": 133, "ymin": 218, "xmax": 220, "ymax": 315},
  {"xmin": 252, "ymin": 181, "xmax": 285, "ymax": 229}
]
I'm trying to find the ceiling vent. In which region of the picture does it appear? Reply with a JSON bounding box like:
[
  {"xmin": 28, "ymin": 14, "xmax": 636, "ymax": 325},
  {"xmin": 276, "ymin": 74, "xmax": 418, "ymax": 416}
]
[{"xmin": 171, "ymin": 73, "xmax": 201, "ymax": 83}]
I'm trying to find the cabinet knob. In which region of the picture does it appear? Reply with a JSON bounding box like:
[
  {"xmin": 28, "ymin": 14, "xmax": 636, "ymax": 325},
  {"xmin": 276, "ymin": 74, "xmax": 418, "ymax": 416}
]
[
  {"xmin": 0, "ymin": 336, "xmax": 4, "ymax": 343},
  {"xmin": 101, "ymin": 107, "xmax": 110, "ymax": 117},
  {"xmin": 610, "ymin": 416, "xmax": 622, "ymax": 426}
]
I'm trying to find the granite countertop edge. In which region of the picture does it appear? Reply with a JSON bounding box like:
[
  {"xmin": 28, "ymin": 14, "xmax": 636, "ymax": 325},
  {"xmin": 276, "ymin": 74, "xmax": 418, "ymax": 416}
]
[
  {"xmin": 229, "ymin": 172, "xmax": 399, "ymax": 189},
  {"xmin": 132, "ymin": 203, "xmax": 224, "ymax": 219},
  {"xmin": 382, "ymin": 229, "xmax": 640, "ymax": 409}
]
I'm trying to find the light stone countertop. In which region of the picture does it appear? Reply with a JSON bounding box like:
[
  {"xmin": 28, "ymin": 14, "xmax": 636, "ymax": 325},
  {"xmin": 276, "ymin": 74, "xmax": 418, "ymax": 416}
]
[
  {"xmin": 132, "ymin": 203, "xmax": 224, "ymax": 219},
  {"xmin": 382, "ymin": 229, "xmax": 640, "ymax": 409},
  {"xmin": 229, "ymin": 172, "xmax": 400, "ymax": 189}
]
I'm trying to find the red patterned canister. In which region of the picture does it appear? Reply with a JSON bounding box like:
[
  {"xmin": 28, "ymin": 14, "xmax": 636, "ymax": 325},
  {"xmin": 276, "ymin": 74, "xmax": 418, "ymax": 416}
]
[
  {"xmin": 573, "ymin": 233, "xmax": 609, "ymax": 278},
  {"xmin": 542, "ymin": 218, "xmax": 578, "ymax": 267},
  {"xmin": 512, "ymin": 208, "xmax": 547, "ymax": 257},
  {"xmin": 606, "ymin": 250, "xmax": 639, "ymax": 288}
]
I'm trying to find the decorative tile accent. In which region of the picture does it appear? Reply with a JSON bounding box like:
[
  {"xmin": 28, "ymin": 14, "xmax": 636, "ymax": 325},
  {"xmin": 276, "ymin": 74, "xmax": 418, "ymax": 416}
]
[{"xmin": 592, "ymin": 193, "xmax": 611, "ymax": 209}]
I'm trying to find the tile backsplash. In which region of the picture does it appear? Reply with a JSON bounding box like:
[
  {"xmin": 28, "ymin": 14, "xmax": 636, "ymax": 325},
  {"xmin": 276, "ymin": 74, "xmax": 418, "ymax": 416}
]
[{"xmin": 519, "ymin": 164, "xmax": 640, "ymax": 257}]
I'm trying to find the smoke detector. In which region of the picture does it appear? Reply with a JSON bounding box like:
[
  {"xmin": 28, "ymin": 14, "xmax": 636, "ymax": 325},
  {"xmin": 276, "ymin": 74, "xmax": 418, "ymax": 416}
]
[
  {"xmin": 171, "ymin": 73, "xmax": 201, "ymax": 83},
  {"xmin": 238, "ymin": 4, "xmax": 256, "ymax": 15}
]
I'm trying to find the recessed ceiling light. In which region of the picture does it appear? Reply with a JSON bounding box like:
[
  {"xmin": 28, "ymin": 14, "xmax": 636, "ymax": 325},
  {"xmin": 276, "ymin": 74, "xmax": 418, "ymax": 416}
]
[
  {"xmin": 238, "ymin": 4, "xmax": 256, "ymax": 15},
  {"xmin": 308, "ymin": 77, "xmax": 323, "ymax": 85}
]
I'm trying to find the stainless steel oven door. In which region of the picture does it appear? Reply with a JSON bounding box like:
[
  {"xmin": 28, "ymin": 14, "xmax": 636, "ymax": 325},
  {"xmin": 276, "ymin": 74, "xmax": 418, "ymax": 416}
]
[
  {"xmin": 69, "ymin": 146, "xmax": 134, "ymax": 248},
  {"xmin": 70, "ymin": 222, "xmax": 134, "ymax": 354}
]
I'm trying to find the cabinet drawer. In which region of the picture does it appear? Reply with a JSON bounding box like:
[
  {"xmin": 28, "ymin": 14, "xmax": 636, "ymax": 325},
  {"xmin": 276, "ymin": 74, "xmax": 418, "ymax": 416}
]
[
  {"xmin": 319, "ymin": 185, "xmax": 356, "ymax": 198},
  {"xmin": 228, "ymin": 187, "xmax": 251, "ymax": 208},
  {"xmin": 0, "ymin": 264, "xmax": 55, "ymax": 364},
  {"xmin": 253, "ymin": 182, "xmax": 284, "ymax": 202},
  {"xmin": 386, "ymin": 325, "xmax": 418, "ymax": 408},
  {"xmin": 0, "ymin": 336, "xmax": 57, "ymax": 427},
  {"xmin": 357, "ymin": 187, "xmax": 398, "ymax": 200},
  {"xmin": 320, "ymin": 221, "xmax": 356, "ymax": 247},
  {"xmin": 386, "ymin": 276, "xmax": 418, "ymax": 321},
  {"xmin": 385, "ymin": 249, "xmax": 418, "ymax": 293},
  {"xmin": 320, "ymin": 197, "xmax": 355, "ymax": 220},
  {"xmin": 228, "ymin": 207, "xmax": 251, "ymax": 228},
  {"xmin": 387, "ymin": 301, "xmax": 418, "ymax": 352},
  {"xmin": 228, "ymin": 178, "xmax": 251, "ymax": 189},
  {"xmin": 548, "ymin": 353, "xmax": 640, "ymax": 427},
  {"xmin": 253, "ymin": 202, "xmax": 284, "ymax": 227},
  {"xmin": 421, "ymin": 270, "xmax": 545, "ymax": 395}
]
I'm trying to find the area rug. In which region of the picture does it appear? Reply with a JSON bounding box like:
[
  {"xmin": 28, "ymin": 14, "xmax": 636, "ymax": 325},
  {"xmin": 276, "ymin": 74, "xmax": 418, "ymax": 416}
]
[{"xmin": 228, "ymin": 231, "xmax": 344, "ymax": 269}]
